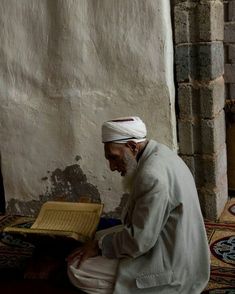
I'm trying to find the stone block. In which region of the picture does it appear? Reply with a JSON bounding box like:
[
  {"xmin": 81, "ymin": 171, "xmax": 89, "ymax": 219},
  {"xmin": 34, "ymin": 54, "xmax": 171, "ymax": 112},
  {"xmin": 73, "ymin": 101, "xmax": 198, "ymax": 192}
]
[
  {"xmin": 228, "ymin": 44, "xmax": 235, "ymax": 61},
  {"xmin": 173, "ymin": 0, "xmax": 200, "ymax": 5},
  {"xmin": 224, "ymin": 44, "xmax": 229, "ymax": 64},
  {"xmin": 194, "ymin": 144, "xmax": 227, "ymax": 188},
  {"xmin": 199, "ymin": 42, "xmax": 224, "ymax": 80},
  {"xmin": 229, "ymin": 1, "xmax": 235, "ymax": 21},
  {"xmin": 178, "ymin": 119, "xmax": 194, "ymax": 155},
  {"xmin": 199, "ymin": 77, "xmax": 225, "ymax": 118},
  {"xmin": 225, "ymin": 64, "xmax": 235, "ymax": 83},
  {"xmin": 175, "ymin": 42, "xmax": 224, "ymax": 82},
  {"xmin": 178, "ymin": 105, "xmax": 226, "ymax": 156},
  {"xmin": 201, "ymin": 111, "xmax": 226, "ymax": 154},
  {"xmin": 178, "ymin": 118, "xmax": 202, "ymax": 155},
  {"xmin": 174, "ymin": 1, "xmax": 223, "ymax": 44},
  {"xmin": 178, "ymin": 78, "xmax": 225, "ymax": 120},
  {"xmin": 178, "ymin": 83, "xmax": 199, "ymax": 119},
  {"xmin": 224, "ymin": 22, "xmax": 235, "ymax": 43},
  {"xmin": 174, "ymin": 2, "xmax": 197, "ymax": 44},
  {"xmin": 198, "ymin": 0, "xmax": 224, "ymax": 41},
  {"xmin": 229, "ymin": 83, "xmax": 235, "ymax": 98},
  {"xmin": 173, "ymin": 0, "xmax": 188, "ymax": 5},
  {"xmin": 175, "ymin": 45, "xmax": 192, "ymax": 82},
  {"xmin": 198, "ymin": 176, "xmax": 228, "ymax": 220}
]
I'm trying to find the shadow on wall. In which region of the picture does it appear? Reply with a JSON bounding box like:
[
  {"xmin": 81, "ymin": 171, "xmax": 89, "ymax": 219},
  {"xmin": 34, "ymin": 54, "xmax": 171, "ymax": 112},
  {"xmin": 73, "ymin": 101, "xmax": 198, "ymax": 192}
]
[
  {"xmin": 0, "ymin": 163, "xmax": 6, "ymax": 214},
  {"xmin": 225, "ymin": 100, "xmax": 235, "ymax": 192}
]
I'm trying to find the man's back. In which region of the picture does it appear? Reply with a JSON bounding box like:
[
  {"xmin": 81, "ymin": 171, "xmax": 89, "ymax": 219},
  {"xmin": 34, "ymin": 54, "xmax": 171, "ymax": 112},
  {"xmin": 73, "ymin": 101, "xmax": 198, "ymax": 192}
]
[{"xmin": 113, "ymin": 140, "xmax": 210, "ymax": 294}]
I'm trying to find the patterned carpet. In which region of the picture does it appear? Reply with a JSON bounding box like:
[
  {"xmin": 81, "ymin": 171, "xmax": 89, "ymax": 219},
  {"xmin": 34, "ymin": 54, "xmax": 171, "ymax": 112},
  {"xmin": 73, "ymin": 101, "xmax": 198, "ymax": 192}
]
[
  {"xmin": 203, "ymin": 198, "xmax": 235, "ymax": 293},
  {"xmin": 0, "ymin": 200, "xmax": 235, "ymax": 293},
  {"xmin": 0, "ymin": 215, "xmax": 35, "ymax": 272}
]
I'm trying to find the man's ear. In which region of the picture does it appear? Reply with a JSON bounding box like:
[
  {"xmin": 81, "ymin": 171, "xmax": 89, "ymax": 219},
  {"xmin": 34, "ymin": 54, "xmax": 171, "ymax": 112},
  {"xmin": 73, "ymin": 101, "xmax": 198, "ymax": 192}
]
[{"xmin": 125, "ymin": 141, "xmax": 138, "ymax": 155}]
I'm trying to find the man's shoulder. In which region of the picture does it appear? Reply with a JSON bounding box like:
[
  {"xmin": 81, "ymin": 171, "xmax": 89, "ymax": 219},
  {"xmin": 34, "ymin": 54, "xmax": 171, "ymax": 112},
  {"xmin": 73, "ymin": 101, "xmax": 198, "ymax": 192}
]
[
  {"xmin": 137, "ymin": 141, "xmax": 169, "ymax": 177},
  {"xmin": 142, "ymin": 139, "xmax": 176, "ymax": 161},
  {"xmin": 138, "ymin": 140, "xmax": 183, "ymax": 178}
]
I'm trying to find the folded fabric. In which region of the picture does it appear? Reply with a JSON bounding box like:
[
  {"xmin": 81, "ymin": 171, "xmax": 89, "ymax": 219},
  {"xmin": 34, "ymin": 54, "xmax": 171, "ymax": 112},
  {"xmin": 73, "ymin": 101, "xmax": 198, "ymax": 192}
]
[{"xmin": 102, "ymin": 116, "xmax": 147, "ymax": 143}]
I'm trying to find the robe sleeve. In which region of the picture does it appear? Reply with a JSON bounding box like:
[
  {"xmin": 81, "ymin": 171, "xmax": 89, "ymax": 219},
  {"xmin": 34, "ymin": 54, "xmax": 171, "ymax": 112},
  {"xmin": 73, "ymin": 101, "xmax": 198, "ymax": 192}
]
[{"xmin": 102, "ymin": 170, "xmax": 170, "ymax": 259}]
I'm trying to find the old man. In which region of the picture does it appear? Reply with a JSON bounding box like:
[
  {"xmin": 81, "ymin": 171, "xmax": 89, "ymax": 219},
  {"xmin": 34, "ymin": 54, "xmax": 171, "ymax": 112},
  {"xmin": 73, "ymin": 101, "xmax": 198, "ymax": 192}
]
[{"xmin": 67, "ymin": 116, "xmax": 210, "ymax": 294}]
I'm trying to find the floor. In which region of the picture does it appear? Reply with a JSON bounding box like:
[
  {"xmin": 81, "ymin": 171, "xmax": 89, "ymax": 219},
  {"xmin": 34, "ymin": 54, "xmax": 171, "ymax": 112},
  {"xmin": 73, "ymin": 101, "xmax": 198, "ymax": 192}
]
[
  {"xmin": 203, "ymin": 197, "xmax": 235, "ymax": 293},
  {"xmin": 0, "ymin": 198, "xmax": 235, "ymax": 293},
  {"xmin": 0, "ymin": 277, "xmax": 81, "ymax": 294}
]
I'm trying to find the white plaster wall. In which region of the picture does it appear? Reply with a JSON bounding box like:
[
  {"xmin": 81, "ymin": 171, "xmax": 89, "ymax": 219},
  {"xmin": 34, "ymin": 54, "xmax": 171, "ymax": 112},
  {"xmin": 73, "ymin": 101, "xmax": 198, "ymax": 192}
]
[{"xmin": 0, "ymin": 0, "xmax": 176, "ymax": 214}]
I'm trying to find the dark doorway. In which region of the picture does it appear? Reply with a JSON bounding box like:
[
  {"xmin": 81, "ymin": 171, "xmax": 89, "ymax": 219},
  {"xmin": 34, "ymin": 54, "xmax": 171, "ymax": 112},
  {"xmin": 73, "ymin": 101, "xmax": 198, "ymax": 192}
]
[{"xmin": 0, "ymin": 165, "xmax": 6, "ymax": 214}]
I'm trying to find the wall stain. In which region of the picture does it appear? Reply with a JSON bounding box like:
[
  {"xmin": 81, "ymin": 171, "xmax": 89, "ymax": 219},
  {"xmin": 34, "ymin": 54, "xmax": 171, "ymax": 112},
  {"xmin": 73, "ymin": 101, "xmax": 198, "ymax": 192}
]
[
  {"xmin": 6, "ymin": 157, "xmax": 128, "ymax": 220},
  {"xmin": 7, "ymin": 159, "xmax": 101, "ymax": 217}
]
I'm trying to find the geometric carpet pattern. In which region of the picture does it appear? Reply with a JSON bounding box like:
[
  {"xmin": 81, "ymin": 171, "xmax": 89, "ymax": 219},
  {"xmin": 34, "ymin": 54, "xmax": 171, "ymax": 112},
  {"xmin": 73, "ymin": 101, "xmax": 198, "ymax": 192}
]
[
  {"xmin": 203, "ymin": 198, "xmax": 235, "ymax": 293},
  {"xmin": 1, "ymin": 199, "xmax": 235, "ymax": 293},
  {"xmin": 0, "ymin": 215, "xmax": 35, "ymax": 271}
]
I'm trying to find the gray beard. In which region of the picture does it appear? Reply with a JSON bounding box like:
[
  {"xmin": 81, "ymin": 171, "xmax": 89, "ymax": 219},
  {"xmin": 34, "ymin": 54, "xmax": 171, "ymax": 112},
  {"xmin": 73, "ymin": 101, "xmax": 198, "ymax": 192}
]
[
  {"xmin": 121, "ymin": 153, "xmax": 138, "ymax": 193},
  {"xmin": 122, "ymin": 173, "xmax": 135, "ymax": 193}
]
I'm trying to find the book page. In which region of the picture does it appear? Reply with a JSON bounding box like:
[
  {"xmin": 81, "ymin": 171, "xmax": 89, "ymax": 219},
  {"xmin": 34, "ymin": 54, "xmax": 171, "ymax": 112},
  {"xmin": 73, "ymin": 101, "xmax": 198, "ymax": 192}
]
[{"xmin": 31, "ymin": 201, "xmax": 103, "ymax": 239}]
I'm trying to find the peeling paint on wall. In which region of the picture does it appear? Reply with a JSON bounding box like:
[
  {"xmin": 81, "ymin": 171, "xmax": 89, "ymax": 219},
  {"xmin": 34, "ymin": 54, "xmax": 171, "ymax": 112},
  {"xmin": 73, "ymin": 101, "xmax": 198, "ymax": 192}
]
[
  {"xmin": 41, "ymin": 163, "xmax": 101, "ymax": 203},
  {"xmin": 7, "ymin": 159, "xmax": 101, "ymax": 217},
  {"xmin": 6, "ymin": 159, "xmax": 129, "ymax": 219}
]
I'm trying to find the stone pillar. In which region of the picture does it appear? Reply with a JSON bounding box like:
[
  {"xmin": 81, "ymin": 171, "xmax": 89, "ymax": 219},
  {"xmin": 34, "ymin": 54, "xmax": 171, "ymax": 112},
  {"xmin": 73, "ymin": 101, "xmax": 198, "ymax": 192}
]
[{"xmin": 173, "ymin": 0, "xmax": 227, "ymax": 220}]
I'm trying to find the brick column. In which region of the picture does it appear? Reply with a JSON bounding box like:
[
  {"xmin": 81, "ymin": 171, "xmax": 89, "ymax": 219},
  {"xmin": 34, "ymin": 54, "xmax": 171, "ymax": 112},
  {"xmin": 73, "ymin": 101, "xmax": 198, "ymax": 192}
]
[{"xmin": 173, "ymin": 0, "xmax": 227, "ymax": 220}]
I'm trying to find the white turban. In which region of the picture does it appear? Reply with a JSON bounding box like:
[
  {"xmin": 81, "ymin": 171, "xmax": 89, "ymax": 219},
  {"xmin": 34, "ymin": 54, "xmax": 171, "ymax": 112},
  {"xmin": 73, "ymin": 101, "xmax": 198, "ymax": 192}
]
[{"xmin": 102, "ymin": 116, "xmax": 147, "ymax": 143}]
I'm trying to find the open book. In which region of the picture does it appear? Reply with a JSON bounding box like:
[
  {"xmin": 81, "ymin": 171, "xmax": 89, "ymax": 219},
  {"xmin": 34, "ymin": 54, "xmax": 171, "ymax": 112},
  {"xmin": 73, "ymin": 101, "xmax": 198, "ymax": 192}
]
[{"xmin": 3, "ymin": 201, "xmax": 103, "ymax": 243}]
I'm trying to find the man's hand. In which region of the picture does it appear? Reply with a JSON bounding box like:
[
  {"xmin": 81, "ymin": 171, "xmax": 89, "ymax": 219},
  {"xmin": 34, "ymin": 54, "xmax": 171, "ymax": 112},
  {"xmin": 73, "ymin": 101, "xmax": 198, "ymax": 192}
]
[{"xmin": 67, "ymin": 239, "xmax": 100, "ymax": 269}]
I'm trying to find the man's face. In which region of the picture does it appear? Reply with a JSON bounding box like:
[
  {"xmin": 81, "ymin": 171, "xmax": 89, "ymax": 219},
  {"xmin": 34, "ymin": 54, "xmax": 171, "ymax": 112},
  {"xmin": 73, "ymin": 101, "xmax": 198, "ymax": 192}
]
[{"xmin": 104, "ymin": 143, "xmax": 137, "ymax": 177}]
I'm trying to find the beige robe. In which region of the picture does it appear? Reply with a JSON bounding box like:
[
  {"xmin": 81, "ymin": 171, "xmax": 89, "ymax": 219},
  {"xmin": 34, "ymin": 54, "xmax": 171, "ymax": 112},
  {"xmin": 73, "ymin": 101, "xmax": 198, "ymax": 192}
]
[{"xmin": 102, "ymin": 140, "xmax": 210, "ymax": 294}]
